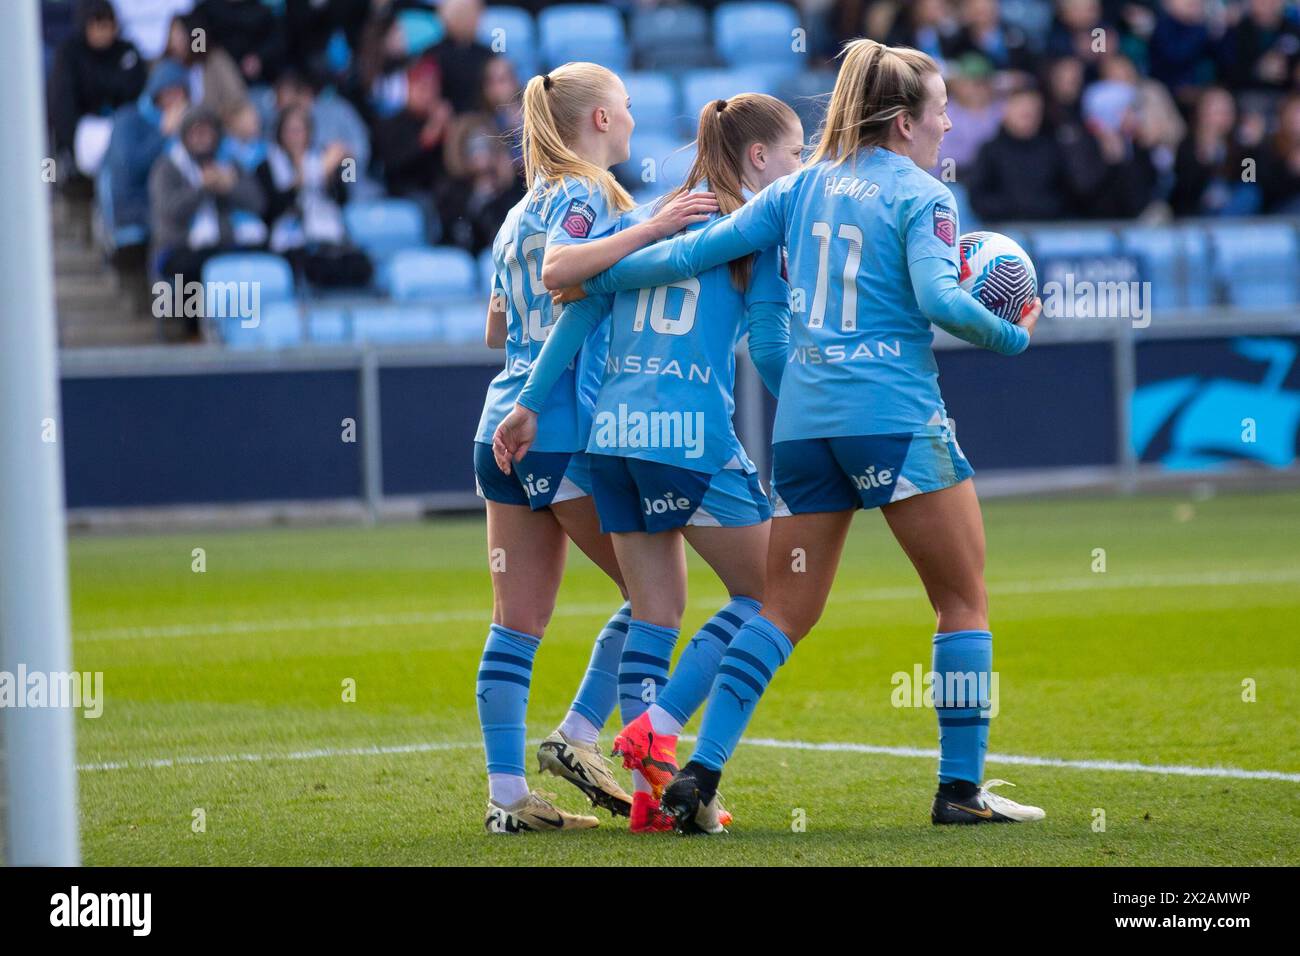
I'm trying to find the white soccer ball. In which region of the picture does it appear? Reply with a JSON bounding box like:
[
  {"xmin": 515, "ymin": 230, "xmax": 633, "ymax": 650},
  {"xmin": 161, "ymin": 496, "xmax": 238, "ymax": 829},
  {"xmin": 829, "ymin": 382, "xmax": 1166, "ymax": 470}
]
[{"xmin": 958, "ymin": 231, "xmax": 1038, "ymax": 324}]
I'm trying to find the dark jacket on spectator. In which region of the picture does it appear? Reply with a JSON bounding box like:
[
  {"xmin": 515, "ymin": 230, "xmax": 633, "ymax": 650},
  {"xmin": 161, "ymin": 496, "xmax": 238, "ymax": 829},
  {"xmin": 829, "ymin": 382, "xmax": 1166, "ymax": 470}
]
[
  {"xmin": 49, "ymin": 32, "xmax": 146, "ymax": 154},
  {"xmin": 432, "ymin": 36, "xmax": 495, "ymax": 114},
  {"xmin": 1219, "ymin": 15, "xmax": 1300, "ymax": 93},
  {"xmin": 192, "ymin": 0, "xmax": 287, "ymax": 84},
  {"xmin": 373, "ymin": 110, "xmax": 447, "ymax": 196},
  {"xmin": 967, "ymin": 129, "xmax": 1074, "ymax": 221},
  {"xmin": 148, "ymin": 140, "xmax": 266, "ymax": 267}
]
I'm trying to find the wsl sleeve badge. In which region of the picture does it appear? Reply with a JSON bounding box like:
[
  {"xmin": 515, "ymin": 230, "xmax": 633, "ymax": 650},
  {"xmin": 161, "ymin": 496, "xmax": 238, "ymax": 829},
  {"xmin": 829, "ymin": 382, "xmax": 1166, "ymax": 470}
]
[
  {"xmin": 561, "ymin": 199, "xmax": 597, "ymax": 239},
  {"xmin": 932, "ymin": 205, "xmax": 957, "ymax": 246}
]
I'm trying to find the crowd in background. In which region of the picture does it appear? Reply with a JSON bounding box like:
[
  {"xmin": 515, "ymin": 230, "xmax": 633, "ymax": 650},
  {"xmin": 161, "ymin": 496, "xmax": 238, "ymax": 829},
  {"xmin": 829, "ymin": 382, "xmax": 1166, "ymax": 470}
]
[{"xmin": 41, "ymin": 0, "xmax": 1300, "ymax": 321}]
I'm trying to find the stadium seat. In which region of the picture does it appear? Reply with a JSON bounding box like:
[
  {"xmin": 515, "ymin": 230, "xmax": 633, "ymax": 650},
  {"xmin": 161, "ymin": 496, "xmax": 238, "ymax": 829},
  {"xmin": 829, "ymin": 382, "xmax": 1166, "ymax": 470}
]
[
  {"xmin": 623, "ymin": 72, "xmax": 680, "ymax": 134},
  {"xmin": 680, "ymin": 68, "xmax": 776, "ymax": 123},
  {"xmin": 386, "ymin": 247, "xmax": 479, "ymax": 301},
  {"xmin": 776, "ymin": 68, "xmax": 835, "ymax": 134},
  {"xmin": 630, "ymin": 5, "xmax": 714, "ymax": 72},
  {"xmin": 1027, "ymin": 228, "xmax": 1120, "ymax": 259},
  {"xmin": 538, "ymin": 5, "xmax": 628, "ymax": 71},
  {"xmin": 1122, "ymin": 226, "xmax": 1204, "ymax": 311},
  {"xmin": 220, "ymin": 300, "xmax": 304, "ymax": 350},
  {"xmin": 1207, "ymin": 222, "xmax": 1300, "ymax": 309},
  {"xmin": 306, "ymin": 305, "xmax": 350, "ymax": 344},
  {"xmin": 343, "ymin": 199, "xmax": 427, "ymax": 260},
  {"xmin": 477, "ymin": 6, "xmax": 537, "ymax": 78},
  {"xmin": 623, "ymin": 131, "xmax": 695, "ymax": 195},
  {"xmin": 478, "ymin": 247, "xmax": 497, "ymax": 294},
  {"xmin": 441, "ymin": 300, "xmax": 490, "ymax": 344},
  {"xmin": 713, "ymin": 2, "xmax": 803, "ymax": 75},
  {"xmin": 349, "ymin": 304, "xmax": 441, "ymax": 344},
  {"xmin": 201, "ymin": 252, "xmax": 295, "ymax": 332}
]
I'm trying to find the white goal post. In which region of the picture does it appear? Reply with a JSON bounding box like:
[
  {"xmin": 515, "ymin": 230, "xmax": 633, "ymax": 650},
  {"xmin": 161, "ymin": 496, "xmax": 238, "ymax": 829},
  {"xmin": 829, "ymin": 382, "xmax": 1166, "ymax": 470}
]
[{"xmin": 0, "ymin": 0, "xmax": 80, "ymax": 866}]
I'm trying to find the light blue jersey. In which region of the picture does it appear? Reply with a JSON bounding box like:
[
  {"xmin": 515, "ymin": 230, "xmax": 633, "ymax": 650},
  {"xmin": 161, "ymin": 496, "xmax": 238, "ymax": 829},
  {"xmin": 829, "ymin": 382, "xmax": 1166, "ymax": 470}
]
[
  {"xmin": 583, "ymin": 147, "xmax": 1029, "ymax": 442},
  {"xmin": 475, "ymin": 176, "xmax": 619, "ymax": 453},
  {"xmin": 517, "ymin": 197, "xmax": 790, "ymax": 475}
]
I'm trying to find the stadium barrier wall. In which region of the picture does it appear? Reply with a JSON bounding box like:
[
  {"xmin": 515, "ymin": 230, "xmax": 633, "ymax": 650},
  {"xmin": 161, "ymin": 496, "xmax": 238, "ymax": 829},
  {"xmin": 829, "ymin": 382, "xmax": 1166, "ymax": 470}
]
[{"xmin": 57, "ymin": 312, "xmax": 1300, "ymax": 520}]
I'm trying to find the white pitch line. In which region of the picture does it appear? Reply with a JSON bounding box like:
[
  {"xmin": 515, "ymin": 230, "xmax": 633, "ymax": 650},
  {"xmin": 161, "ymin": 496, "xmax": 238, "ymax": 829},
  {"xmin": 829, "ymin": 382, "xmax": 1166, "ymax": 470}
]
[
  {"xmin": 73, "ymin": 567, "xmax": 1300, "ymax": 643},
  {"xmin": 76, "ymin": 735, "xmax": 1300, "ymax": 783}
]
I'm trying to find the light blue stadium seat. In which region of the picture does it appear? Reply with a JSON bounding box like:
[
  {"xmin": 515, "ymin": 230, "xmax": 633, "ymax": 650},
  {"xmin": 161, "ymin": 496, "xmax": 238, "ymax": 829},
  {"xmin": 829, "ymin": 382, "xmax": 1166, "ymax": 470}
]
[
  {"xmin": 477, "ymin": 6, "xmax": 537, "ymax": 77},
  {"xmin": 307, "ymin": 305, "xmax": 350, "ymax": 344},
  {"xmin": 1208, "ymin": 222, "xmax": 1300, "ymax": 309},
  {"xmin": 1028, "ymin": 228, "xmax": 1119, "ymax": 259},
  {"xmin": 623, "ymin": 72, "xmax": 680, "ymax": 134},
  {"xmin": 1122, "ymin": 225, "xmax": 1209, "ymax": 311},
  {"xmin": 539, "ymin": 5, "xmax": 628, "ymax": 71},
  {"xmin": 623, "ymin": 132, "xmax": 695, "ymax": 195},
  {"xmin": 630, "ymin": 5, "xmax": 714, "ymax": 72},
  {"xmin": 220, "ymin": 300, "xmax": 303, "ymax": 350},
  {"xmin": 386, "ymin": 246, "xmax": 479, "ymax": 301},
  {"xmin": 343, "ymin": 198, "xmax": 426, "ymax": 259},
  {"xmin": 680, "ymin": 68, "xmax": 776, "ymax": 123},
  {"xmin": 441, "ymin": 300, "xmax": 490, "ymax": 344},
  {"xmin": 478, "ymin": 247, "xmax": 497, "ymax": 294},
  {"xmin": 713, "ymin": 2, "xmax": 803, "ymax": 75},
  {"xmin": 350, "ymin": 304, "xmax": 441, "ymax": 344},
  {"xmin": 202, "ymin": 254, "xmax": 295, "ymax": 339}
]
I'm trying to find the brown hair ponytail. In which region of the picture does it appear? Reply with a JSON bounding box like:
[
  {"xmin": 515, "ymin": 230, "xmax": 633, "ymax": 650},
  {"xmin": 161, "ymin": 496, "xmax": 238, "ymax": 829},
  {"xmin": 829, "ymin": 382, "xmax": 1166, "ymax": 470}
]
[{"xmin": 667, "ymin": 92, "xmax": 799, "ymax": 291}]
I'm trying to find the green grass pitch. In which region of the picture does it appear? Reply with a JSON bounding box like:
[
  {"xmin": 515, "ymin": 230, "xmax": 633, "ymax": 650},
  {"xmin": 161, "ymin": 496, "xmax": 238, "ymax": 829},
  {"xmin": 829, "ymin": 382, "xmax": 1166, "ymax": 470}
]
[{"xmin": 70, "ymin": 489, "xmax": 1300, "ymax": 866}]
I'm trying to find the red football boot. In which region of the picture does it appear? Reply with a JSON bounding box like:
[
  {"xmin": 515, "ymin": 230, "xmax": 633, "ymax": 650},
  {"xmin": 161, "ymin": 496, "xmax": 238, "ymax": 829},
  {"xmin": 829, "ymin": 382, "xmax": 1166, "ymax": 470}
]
[
  {"xmin": 612, "ymin": 711, "xmax": 679, "ymax": 799},
  {"xmin": 629, "ymin": 791, "xmax": 675, "ymax": 833}
]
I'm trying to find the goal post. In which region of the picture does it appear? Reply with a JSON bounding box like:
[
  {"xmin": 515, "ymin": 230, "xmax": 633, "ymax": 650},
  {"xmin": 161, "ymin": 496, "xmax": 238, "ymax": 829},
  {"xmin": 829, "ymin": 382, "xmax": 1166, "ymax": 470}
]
[{"xmin": 0, "ymin": 0, "xmax": 80, "ymax": 866}]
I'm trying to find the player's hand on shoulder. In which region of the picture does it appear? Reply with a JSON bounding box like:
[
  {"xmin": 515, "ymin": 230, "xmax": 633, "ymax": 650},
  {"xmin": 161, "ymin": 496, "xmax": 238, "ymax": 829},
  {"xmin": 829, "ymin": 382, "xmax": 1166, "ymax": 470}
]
[
  {"xmin": 1018, "ymin": 297, "xmax": 1042, "ymax": 338},
  {"xmin": 492, "ymin": 405, "xmax": 539, "ymax": 474},
  {"xmin": 646, "ymin": 190, "xmax": 719, "ymax": 239}
]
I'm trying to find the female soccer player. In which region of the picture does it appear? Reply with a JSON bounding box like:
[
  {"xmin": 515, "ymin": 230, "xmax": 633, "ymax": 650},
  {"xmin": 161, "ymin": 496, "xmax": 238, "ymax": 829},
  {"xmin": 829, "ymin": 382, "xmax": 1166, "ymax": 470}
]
[
  {"xmin": 474, "ymin": 61, "xmax": 717, "ymax": 834},
  {"xmin": 493, "ymin": 94, "xmax": 802, "ymax": 832},
  {"xmin": 544, "ymin": 40, "xmax": 1047, "ymax": 831}
]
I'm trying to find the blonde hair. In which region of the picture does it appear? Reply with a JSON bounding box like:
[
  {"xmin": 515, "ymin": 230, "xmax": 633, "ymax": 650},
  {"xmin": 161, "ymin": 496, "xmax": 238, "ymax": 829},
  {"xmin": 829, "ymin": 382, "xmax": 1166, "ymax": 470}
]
[
  {"xmin": 808, "ymin": 39, "xmax": 940, "ymax": 167},
  {"xmin": 667, "ymin": 93, "xmax": 799, "ymax": 291},
  {"xmin": 521, "ymin": 61, "xmax": 636, "ymax": 216}
]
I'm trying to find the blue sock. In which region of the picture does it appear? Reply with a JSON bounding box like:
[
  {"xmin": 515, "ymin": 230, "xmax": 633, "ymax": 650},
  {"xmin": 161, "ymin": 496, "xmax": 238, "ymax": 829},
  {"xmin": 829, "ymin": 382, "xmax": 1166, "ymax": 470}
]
[
  {"xmin": 690, "ymin": 615, "xmax": 793, "ymax": 771},
  {"xmin": 932, "ymin": 630, "xmax": 993, "ymax": 785},
  {"xmin": 657, "ymin": 595, "xmax": 761, "ymax": 725},
  {"xmin": 568, "ymin": 601, "xmax": 632, "ymax": 727},
  {"xmin": 618, "ymin": 619, "xmax": 678, "ymax": 726},
  {"xmin": 476, "ymin": 624, "xmax": 540, "ymax": 777}
]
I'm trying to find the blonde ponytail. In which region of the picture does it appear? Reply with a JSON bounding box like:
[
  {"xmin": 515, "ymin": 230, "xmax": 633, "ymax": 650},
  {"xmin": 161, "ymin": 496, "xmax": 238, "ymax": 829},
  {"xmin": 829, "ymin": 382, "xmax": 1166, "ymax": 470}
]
[
  {"xmin": 808, "ymin": 39, "xmax": 939, "ymax": 167},
  {"xmin": 521, "ymin": 62, "xmax": 636, "ymax": 217}
]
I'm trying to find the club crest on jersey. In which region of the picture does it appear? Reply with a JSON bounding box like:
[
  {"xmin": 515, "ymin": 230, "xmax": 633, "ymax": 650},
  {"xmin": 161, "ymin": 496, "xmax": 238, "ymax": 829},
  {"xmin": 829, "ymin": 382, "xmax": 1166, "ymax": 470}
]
[
  {"xmin": 933, "ymin": 205, "xmax": 956, "ymax": 246},
  {"xmin": 560, "ymin": 199, "xmax": 596, "ymax": 239}
]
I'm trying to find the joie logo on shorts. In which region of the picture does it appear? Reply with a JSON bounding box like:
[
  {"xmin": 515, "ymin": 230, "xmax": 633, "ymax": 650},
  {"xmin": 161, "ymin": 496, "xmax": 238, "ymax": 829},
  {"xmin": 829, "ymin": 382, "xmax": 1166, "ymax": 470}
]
[
  {"xmin": 522, "ymin": 473, "xmax": 551, "ymax": 498},
  {"xmin": 643, "ymin": 491, "xmax": 693, "ymax": 516},
  {"xmin": 852, "ymin": 465, "xmax": 895, "ymax": 490}
]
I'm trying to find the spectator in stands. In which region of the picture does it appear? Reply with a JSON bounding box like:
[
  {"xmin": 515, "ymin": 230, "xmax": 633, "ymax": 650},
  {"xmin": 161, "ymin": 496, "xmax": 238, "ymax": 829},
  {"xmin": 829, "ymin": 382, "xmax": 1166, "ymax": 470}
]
[
  {"xmin": 164, "ymin": 12, "xmax": 249, "ymax": 120},
  {"xmin": 101, "ymin": 59, "xmax": 190, "ymax": 251},
  {"xmin": 274, "ymin": 70, "xmax": 373, "ymax": 181},
  {"xmin": 1219, "ymin": 0, "xmax": 1300, "ymax": 94},
  {"xmin": 1147, "ymin": 0, "xmax": 1221, "ymax": 104},
  {"xmin": 1045, "ymin": 0, "xmax": 1113, "ymax": 79},
  {"xmin": 219, "ymin": 101, "xmax": 268, "ymax": 174},
  {"xmin": 943, "ymin": 0, "xmax": 1038, "ymax": 75},
  {"xmin": 1079, "ymin": 55, "xmax": 1161, "ymax": 217},
  {"xmin": 49, "ymin": 0, "xmax": 147, "ymax": 178},
  {"xmin": 442, "ymin": 111, "xmax": 526, "ymax": 254},
  {"xmin": 191, "ymin": 0, "xmax": 286, "ymax": 85},
  {"xmin": 356, "ymin": 3, "xmax": 443, "ymax": 120},
  {"xmin": 939, "ymin": 53, "xmax": 1004, "ymax": 172},
  {"xmin": 373, "ymin": 56, "xmax": 453, "ymax": 228},
  {"xmin": 1259, "ymin": 93, "xmax": 1300, "ymax": 212},
  {"xmin": 884, "ymin": 0, "xmax": 956, "ymax": 67},
  {"xmin": 257, "ymin": 105, "xmax": 373, "ymax": 287},
  {"xmin": 432, "ymin": 0, "xmax": 494, "ymax": 114},
  {"xmin": 284, "ymin": 0, "xmax": 370, "ymax": 89},
  {"xmin": 149, "ymin": 106, "xmax": 267, "ymax": 334},
  {"xmin": 473, "ymin": 55, "xmax": 524, "ymax": 169},
  {"xmin": 970, "ymin": 85, "xmax": 1082, "ymax": 220},
  {"xmin": 1169, "ymin": 85, "xmax": 1258, "ymax": 214}
]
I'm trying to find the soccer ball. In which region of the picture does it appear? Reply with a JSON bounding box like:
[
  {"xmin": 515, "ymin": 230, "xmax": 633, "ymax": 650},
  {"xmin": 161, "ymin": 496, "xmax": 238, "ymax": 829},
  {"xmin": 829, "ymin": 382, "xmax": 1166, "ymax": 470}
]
[{"xmin": 958, "ymin": 231, "xmax": 1038, "ymax": 324}]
